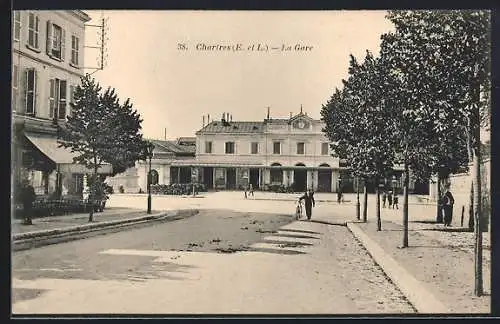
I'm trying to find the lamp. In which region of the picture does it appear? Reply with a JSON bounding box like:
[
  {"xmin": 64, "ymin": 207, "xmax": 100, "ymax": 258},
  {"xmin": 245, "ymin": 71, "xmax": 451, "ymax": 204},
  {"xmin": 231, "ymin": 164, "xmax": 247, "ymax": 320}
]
[{"xmin": 145, "ymin": 141, "xmax": 154, "ymax": 214}]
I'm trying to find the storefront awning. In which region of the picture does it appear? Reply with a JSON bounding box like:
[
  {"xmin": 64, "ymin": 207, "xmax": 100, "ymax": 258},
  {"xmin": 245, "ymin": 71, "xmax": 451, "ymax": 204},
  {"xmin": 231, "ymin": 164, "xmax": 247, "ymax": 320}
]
[{"xmin": 25, "ymin": 133, "xmax": 112, "ymax": 174}]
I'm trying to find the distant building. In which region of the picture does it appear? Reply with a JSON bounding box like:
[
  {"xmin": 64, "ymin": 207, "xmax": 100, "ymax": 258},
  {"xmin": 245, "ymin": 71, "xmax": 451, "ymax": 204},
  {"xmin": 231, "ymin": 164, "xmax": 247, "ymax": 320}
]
[
  {"xmin": 106, "ymin": 138, "xmax": 196, "ymax": 193},
  {"xmin": 184, "ymin": 109, "xmax": 342, "ymax": 192},
  {"xmin": 11, "ymin": 10, "xmax": 112, "ymax": 198}
]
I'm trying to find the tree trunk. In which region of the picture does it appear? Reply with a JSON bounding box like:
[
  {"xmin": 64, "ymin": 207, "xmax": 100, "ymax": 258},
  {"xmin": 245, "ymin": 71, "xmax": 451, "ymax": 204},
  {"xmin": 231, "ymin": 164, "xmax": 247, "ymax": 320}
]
[
  {"xmin": 88, "ymin": 160, "xmax": 99, "ymax": 222},
  {"xmin": 362, "ymin": 182, "xmax": 368, "ymax": 223},
  {"xmin": 468, "ymin": 180, "xmax": 474, "ymax": 231},
  {"xmin": 88, "ymin": 173, "xmax": 95, "ymax": 223},
  {"xmin": 376, "ymin": 177, "xmax": 381, "ymax": 231},
  {"xmin": 402, "ymin": 162, "xmax": 410, "ymax": 248},
  {"xmin": 436, "ymin": 175, "xmax": 443, "ymax": 223},
  {"xmin": 473, "ymin": 148, "xmax": 483, "ymax": 296}
]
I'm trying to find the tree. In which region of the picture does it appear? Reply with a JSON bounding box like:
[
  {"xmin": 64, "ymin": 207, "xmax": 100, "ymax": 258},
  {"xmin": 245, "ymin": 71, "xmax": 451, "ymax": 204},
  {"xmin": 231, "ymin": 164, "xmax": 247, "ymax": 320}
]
[
  {"xmin": 58, "ymin": 75, "xmax": 148, "ymax": 222},
  {"xmin": 383, "ymin": 10, "xmax": 490, "ymax": 296},
  {"xmin": 322, "ymin": 52, "xmax": 397, "ymax": 230}
]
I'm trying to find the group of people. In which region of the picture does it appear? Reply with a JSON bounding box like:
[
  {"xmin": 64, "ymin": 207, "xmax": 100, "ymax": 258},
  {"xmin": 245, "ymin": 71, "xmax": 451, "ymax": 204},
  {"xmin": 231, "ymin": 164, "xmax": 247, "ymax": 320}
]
[
  {"xmin": 243, "ymin": 184, "xmax": 254, "ymax": 199},
  {"xmin": 382, "ymin": 190, "xmax": 399, "ymax": 209}
]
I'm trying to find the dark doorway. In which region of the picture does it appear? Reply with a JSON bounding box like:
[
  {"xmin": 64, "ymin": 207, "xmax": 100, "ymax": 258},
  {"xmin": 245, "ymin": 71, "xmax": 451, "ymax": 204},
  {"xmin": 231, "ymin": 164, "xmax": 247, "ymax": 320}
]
[
  {"xmin": 203, "ymin": 167, "xmax": 214, "ymax": 189},
  {"xmin": 179, "ymin": 167, "xmax": 192, "ymax": 183},
  {"xmin": 293, "ymin": 164, "xmax": 307, "ymax": 192},
  {"xmin": 317, "ymin": 165, "xmax": 332, "ymax": 192},
  {"xmin": 249, "ymin": 168, "xmax": 259, "ymax": 188},
  {"xmin": 226, "ymin": 168, "xmax": 236, "ymax": 190}
]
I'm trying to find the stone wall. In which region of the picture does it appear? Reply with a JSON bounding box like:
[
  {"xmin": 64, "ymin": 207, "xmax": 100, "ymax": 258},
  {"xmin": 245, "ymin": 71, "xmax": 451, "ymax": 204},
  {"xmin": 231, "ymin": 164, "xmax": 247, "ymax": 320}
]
[{"xmin": 434, "ymin": 159, "xmax": 491, "ymax": 230}]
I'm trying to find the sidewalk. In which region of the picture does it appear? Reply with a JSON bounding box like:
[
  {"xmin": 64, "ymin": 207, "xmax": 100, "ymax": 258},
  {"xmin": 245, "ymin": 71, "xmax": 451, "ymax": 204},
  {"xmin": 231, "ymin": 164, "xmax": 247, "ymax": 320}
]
[
  {"xmin": 12, "ymin": 208, "xmax": 154, "ymax": 235},
  {"xmin": 309, "ymin": 203, "xmax": 491, "ymax": 313}
]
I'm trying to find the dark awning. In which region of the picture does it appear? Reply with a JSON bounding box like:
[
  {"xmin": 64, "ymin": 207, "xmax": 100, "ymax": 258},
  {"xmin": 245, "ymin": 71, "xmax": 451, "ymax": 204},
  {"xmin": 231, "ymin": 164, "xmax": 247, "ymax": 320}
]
[{"xmin": 25, "ymin": 133, "xmax": 112, "ymax": 174}]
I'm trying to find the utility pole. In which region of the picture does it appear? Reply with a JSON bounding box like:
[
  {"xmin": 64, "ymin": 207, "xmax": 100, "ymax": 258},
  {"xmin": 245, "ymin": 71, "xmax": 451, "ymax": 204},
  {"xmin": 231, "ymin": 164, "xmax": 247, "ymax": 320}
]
[{"xmin": 84, "ymin": 16, "xmax": 109, "ymax": 75}]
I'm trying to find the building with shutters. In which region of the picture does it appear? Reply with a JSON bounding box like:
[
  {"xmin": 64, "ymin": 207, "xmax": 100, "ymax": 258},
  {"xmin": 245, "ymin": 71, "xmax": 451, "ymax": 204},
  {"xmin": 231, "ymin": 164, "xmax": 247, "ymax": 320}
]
[
  {"xmin": 11, "ymin": 10, "xmax": 112, "ymax": 198},
  {"xmin": 182, "ymin": 108, "xmax": 346, "ymax": 192}
]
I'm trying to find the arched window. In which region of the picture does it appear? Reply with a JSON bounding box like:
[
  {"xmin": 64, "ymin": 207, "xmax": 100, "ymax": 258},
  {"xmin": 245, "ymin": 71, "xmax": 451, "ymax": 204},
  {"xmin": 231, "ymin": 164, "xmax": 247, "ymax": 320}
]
[
  {"xmin": 149, "ymin": 169, "xmax": 159, "ymax": 185},
  {"xmin": 319, "ymin": 163, "xmax": 330, "ymax": 167},
  {"xmin": 295, "ymin": 163, "xmax": 306, "ymax": 167}
]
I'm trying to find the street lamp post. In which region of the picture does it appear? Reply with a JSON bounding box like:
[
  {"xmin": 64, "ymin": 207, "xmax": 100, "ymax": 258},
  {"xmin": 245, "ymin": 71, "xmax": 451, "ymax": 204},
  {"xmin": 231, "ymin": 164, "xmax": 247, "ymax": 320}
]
[
  {"xmin": 392, "ymin": 175, "xmax": 397, "ymax": 194},
  {"xmin": 356, "ymin": 176, "xmax": 360, "ymax": 220},
  {"xmin": 146, "ymin": 142, "xmax": 154, "ymax": 214}
]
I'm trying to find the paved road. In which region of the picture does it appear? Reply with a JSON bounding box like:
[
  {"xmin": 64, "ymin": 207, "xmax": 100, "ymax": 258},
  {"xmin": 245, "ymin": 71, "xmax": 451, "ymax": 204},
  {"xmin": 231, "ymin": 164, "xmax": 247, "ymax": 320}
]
[{"xmin": 12, "ymin": 205, "xmax": 414, "ymax": 314}]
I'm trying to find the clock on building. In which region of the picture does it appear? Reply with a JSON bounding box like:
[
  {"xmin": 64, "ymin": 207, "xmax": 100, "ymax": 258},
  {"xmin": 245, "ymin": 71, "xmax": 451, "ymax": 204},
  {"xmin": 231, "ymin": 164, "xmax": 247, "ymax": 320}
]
[{"xmin": 295, "ymin": 119, "xmax": 308, "ymax": 129}]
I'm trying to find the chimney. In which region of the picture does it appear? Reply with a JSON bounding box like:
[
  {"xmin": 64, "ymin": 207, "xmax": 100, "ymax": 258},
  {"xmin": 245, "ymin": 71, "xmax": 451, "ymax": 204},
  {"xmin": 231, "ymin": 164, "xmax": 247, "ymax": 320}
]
[
  {"xmin": 290, "ymin": 112, "xmax": 292, "ymax": 119},
  {"xmin": 230, "ymin": 114, "xmax": 232, "ymax": 122},
  {"xmin": 267, "ymin": 107, "xmax": 270, "ymax": 119},
  {"xmin": 207, "ymin": 114, "xmax": 210, "ymax": 124},
  {"xmin": 300, "ymin": 104, "xmax": 303, "ymax": 114},
  {"xmin": 203, "ymin": 115, "xmax": 205, "ymax": 127},
  {"xmin": 222, "ymin": 112, "xmax": 225, "ymax": 122}
]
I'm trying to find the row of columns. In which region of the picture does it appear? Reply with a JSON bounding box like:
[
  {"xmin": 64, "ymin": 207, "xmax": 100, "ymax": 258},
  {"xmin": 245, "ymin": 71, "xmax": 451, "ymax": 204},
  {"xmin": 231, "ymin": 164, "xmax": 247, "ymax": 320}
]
[{"xmin": 138, "ymin": 163, "xmax": 343, "ymax": 193}]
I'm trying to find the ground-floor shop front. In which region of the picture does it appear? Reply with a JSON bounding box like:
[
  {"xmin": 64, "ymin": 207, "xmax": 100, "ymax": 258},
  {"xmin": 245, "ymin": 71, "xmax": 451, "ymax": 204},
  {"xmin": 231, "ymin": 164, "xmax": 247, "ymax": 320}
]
[
  {"xmin": 12, "ymin": 131, "xmax": 112, "ymax": 200},
  {"xmin": 131, "ymin": 162, "xmax": 426, "ymax": 194}
]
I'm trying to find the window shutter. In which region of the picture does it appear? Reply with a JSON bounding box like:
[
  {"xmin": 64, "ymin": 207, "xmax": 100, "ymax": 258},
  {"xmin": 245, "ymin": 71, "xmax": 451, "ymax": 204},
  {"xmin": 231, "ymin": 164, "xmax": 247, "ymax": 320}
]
[
  {"xmin": 35, "ymin": 15, "xmax": 39, "ymax": 48},
  {"xmin": 59, "ymin": 80, "xmax": 67, "ymax": 119},
  {"xmin": 61, "ymin": 28, "xmax": 66, "ymax": 61},
  {"xmin": 33, "ymin": 69, "xmax": 38, "ymax": 115},
  {"xmin": 24, "ymin": 69, "xmax": 29, "ymax": 113},
  {"xmin": 49, "ymin": 79, "xmax": 55, "ymax": 118},
  {"xmin": 46, "ymin": 20, "xmax": 52, "ymax": 55}
]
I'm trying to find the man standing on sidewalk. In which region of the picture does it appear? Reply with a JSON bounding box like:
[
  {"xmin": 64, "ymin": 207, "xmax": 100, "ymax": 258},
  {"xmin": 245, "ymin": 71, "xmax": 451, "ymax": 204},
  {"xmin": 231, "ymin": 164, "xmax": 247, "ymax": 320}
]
[
  {"xmin": 21, "ymin": 181, "xmax": 36, "ymax": 225},
  {"xmin": 299, "ymin": 189, "xmax": 315, "ymax": 220},
  {"xmin": 442, "ymin": 186, "xmax": 455, "ymax": 226}
]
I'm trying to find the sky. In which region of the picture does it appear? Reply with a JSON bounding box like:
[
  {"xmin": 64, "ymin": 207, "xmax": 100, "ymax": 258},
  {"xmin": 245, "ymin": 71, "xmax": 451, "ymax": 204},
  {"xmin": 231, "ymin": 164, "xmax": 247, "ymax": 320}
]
[{"xmin": 83, "ymin": 10, "xmax": 395, "ymax": 140}]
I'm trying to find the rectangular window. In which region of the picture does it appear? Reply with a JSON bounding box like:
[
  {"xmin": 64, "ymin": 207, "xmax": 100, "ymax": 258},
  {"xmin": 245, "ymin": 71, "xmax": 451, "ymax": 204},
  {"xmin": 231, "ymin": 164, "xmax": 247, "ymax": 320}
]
[
  {"xmin": 205, "ymin": 141, "xmax": 212, "ymax": 153},
  {"xmin": 13, "ymin": 11, "xmax": 21, "ymax": 42},
  {"xmin": 225, "ymin": 142, "xmax": 235, "ymax": 154},
  {"xmin": 49, "ymin": 78, "xmax": 67, "ymax": 119},
  {"xmin": 47, "ymin": 22, "xmax": 65, "ymax": 60},
  {"xmin": 28, "ymin": 12, "xmax": 39, "ymax": 49},
  {"xmin": 297, "ymin": 142, "xmax": 305, "ymax": 155},
  {"xmin": 25, "ymin": 68, "xmax": 37, "ymax": 114},
  {"xmin": 12, "ymin": 65, "xmax": 18, "ymax": 111},
  {"xmin": 251, "ymin": 142, "xmax": 258, "ymax": 154},
  {"xmin": 273, "ymin": 141, "xmax": 281, "ymax": 154},
  {"xmin": 72, "ymin": 173, "xmax": 84, "ymax": 194},
  {"xmin": 321, "ymin": 143, "xmax": 329, "ymax": 155},
  {"xmin": 71, "ymin": 35, "xmax": 79, "ymax": 66}
]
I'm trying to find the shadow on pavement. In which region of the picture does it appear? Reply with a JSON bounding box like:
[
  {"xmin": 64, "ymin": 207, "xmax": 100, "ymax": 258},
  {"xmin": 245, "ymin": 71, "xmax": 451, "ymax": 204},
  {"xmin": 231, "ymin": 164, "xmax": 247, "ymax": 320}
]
[
  {"xmin": 261, "ymin": 239, "xmax": 313, "ymax": 247},
  {"xmin": 246, "ymin": 247, "xmax": 306, "ymax": 255},
  {"xmin": 270, "ymin": 233, "xmax": 320, "ymax": 240},
  {"xmin": 12, "ymin": 288, "xmax": 50, "ymax": 303},
  {"xmin": 278, "ymin": 228, "xmax": 321, "ymax": 235}
]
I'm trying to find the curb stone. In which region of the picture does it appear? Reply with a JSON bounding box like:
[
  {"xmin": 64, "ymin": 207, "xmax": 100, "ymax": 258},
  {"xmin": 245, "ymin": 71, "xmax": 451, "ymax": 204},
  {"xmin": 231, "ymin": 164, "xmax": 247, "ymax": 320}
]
[
  {"xmin": 12, "ymin": 209, "xmax": 200, "ymax": 251},
  {"xmin": 346, "ymin": 222, "xmax": 450, "ymax": 314},
  {"xmin": 13, "ymin": 209, "xmax": 200, "ymax": 242},
  {"xmin": 12, "ymin": 211, "xmax": 168, "ymax": 241}
]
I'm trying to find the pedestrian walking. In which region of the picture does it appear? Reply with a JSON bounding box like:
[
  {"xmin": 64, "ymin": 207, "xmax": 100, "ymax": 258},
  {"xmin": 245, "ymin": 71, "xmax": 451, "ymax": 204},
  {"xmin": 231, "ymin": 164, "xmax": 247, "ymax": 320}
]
[
  {"xmin": 442, "ymin": 186, "xmax": 455, "ymax": 226},
  {"xmin": 337, "ymin": 188, "xmax": 343, "ymax": 204},
  {"xmin": 244, "ymin": 186, "xmax": 247, "ymax": 199},
  {"xmin": 382, "ymin": 191, "xmax": 387, "ymax": 208},
  {"xmin": 299, "ymin": 189, "xmax": 316, "ymax": 220},
  {"xmin": 21, "ymin": 180, "xmax": 36, "ymax": 225},
  {"xmin": 387, "ymin": 190, "xmax": 393, "ymax": 208},
  {"xmin": 392, "ymin": 192, "xmax": 399, "ymax": 209},
  {"xmin": 249, "ymin": 183, "xmax": 254, "ymax": 197}
]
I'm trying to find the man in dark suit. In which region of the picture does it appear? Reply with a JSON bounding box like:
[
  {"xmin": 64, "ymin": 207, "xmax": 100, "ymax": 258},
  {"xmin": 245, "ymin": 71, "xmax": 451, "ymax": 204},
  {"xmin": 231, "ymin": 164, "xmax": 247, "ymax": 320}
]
[
  {"xmin": 299, "ymin": 189, "xmax": 316, "ymax": 220},
  {"xmin": 21, "ymin": 181, "xmax": 36, "ymax": 225},
  {"xmin": 442, "ymin": 186, "xmax": 455, "ymax": 227}
]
